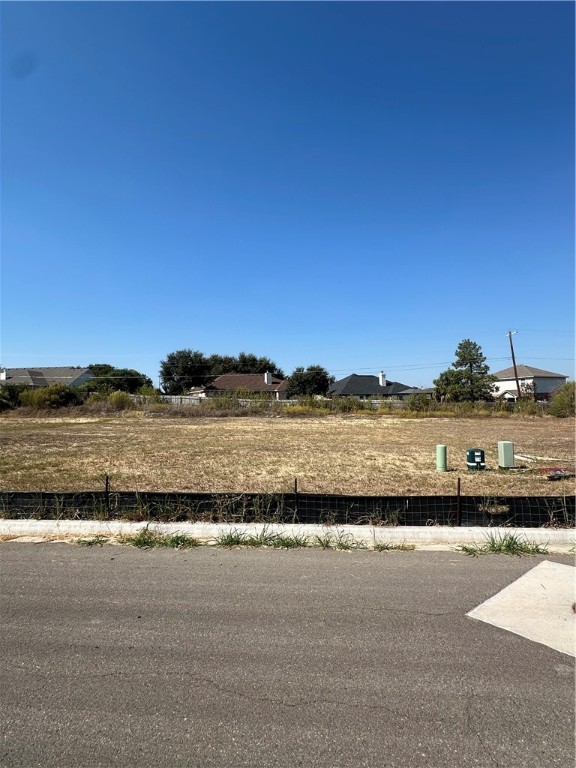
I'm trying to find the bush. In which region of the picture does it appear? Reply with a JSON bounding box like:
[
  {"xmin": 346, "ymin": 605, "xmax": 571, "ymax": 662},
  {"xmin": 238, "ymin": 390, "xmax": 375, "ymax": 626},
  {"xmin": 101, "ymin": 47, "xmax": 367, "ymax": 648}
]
[
  {"xmin": 19, "ymin": 384, "xmax": 82, "ymax": 409},
  {"xmin": 515, "ymin": 399, "xmax": 543, "ymax": 417},
  {"xmin": 548, "ymin": 382, "xmax": 575, "ymax": 418},
  {"xmin": 330, "ymin": 397, "xmax": 366, "ymax": 413},
  {"xmin": 0, "ymin": 384, "xmax": 30, "ymax": 411},
  {"xmin": 202, "ymin": 394, "xmax": 242, "ymax": 411},
  {"xmin": 406, "ymin": 393, "xmax": 434, "ymax": 412},
  {"xmin": 107, "ymin": 391, "xmax": 134, "ymax": 411}
]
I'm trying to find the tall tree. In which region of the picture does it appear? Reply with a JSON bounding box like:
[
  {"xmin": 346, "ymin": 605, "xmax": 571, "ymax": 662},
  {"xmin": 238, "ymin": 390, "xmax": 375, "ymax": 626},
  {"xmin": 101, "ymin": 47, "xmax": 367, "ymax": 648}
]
[
  {"xmin": 286, "ymin": 365, "xmax": 333, "ymax": 398},
  {"xmin": 433, "ymin": 339, "xmax": 496, "ymax": 402},
  {"xmin": 86, "ymin": 364, "xmax": 152, "ymax": 394},
  {"xmin": 234, "ymin": 352, "xmax": 284, "ymax": 378},
  {"xmin": 159, "ymin": 350, "xmax": 211, "ymax": 394},
  {"xmin": 160, "ymin": 350, "xmax": 284, "ymax": 394}
]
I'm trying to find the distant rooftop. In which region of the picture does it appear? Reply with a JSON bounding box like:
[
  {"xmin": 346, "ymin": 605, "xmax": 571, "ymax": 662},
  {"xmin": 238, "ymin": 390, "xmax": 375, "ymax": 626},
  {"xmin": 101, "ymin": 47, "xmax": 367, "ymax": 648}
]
[{"xmin": 492, "ymin": 365, "xmax": 567, "ymax": 380}]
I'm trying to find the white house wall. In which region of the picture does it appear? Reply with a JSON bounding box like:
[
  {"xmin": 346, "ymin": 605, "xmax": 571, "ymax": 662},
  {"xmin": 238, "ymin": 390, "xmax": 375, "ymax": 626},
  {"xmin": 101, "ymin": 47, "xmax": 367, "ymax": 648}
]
[{"xmin": 494, "ymin": 376, "xmax": 566, "ymax": 397}]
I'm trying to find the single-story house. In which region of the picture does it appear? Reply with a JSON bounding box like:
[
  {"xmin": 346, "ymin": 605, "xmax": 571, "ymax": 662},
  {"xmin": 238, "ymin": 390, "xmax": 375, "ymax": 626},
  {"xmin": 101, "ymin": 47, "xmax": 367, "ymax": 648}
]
[
  {"xmin": 328, "ymin": 372, "xmax": 413, "ymax": 400},
  {"xmin": 191, "ymin": 372, "xmax": 288, "ymax": 400},
  {"xmin": 395, "ymin": 386, "xmax": 436, "ymax": 401},
  {"xmin": 492, "ymin": 365, "xmax": 568, "ymax": 401},
  {"xmin": 0, "ymin": 367, "xmax": 94, "ymax": 388}
]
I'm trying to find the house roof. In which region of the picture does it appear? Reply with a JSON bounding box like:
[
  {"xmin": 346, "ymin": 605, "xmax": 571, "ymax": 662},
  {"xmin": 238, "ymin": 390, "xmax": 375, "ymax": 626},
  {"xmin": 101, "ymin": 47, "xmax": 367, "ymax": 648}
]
[
  {"xmin": 328, "ymin": 374, "xmax": 411, "ymax": 397},
  {"xmin": 1, "ymin": 367, "xmax": 93, "ymax": 387},
  {"xmin": 396, "ymin": 387, "xmax": 434, "ymax": 396},
  {"xmin": 206, "ymin": 373, "xmax": 287, "ymax": 394},
  {"xmin": 493, "ymin": 365, "xmax": 567, "ymax": 380}
]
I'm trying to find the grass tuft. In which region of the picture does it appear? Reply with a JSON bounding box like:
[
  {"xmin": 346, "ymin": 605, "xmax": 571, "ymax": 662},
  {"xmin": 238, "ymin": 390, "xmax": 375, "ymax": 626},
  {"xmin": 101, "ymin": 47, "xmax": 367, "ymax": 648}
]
[
  {"xmin": 77, "ymin": 535, "xmax": 110, "ymax": 547},
  {"xmin": 215, "ymin": 529, "xmax": 247, "ymax": 547},
  {"xmin": 271, "ymin": 532, "xmax": 311, "ymax": 549},
  {"xmin": 312, "ymin": 529, "xmax": 366, "ymax": 550},
  {"xmin": 456, "ymin": 531, "xmax": 548, "ymax": 557},
  {"xmin": 372, "ymin": 540, "xmax": 416, "ymax": 551},
  {"xmin": 117, "ymin": 527, "xmax": 200, "ymax": 549}
]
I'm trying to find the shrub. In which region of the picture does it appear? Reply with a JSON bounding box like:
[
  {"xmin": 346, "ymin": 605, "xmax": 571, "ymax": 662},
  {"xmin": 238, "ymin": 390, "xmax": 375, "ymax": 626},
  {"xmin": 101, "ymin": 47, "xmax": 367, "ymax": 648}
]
[
  {"xmin": 19, "ymin": 384, "xmax": 82, "ymax": 409},
  {"xmin": 107, "ymin": 390, "xmax": 134, "ymax": 411},
  {"xmin": 548, "ymin": 382, "xmax": 575, "ymax": 418},
  {"xmin": 283, "ymin": 404, "xmax": 330, "ymax": 417},
  {"xmin": 515, "ymin": 399, "xmax": 543, "ymax": 417},
  {"xmin": 406, "ymin": 393, "xmax": 434, "ymax": 412},
  {"xmin": 0, "ymin": 384, "xmax": 30, "ymax": 411},
  {"xmin": 330, "ymin": 397, "xmax": 366, "ymax": 413}
]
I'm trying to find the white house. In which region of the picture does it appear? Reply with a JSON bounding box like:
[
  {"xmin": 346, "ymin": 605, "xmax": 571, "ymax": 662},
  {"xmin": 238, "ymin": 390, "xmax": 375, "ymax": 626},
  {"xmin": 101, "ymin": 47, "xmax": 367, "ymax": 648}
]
[{"xmin": 492, "ymin": 365, "xmax": 567, "ymax": 401}]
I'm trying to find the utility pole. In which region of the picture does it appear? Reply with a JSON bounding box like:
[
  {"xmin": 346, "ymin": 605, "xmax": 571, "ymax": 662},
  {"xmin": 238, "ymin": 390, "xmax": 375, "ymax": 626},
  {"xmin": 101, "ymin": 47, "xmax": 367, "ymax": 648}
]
[{"xmin": 507, "ymin": 330, "xmax": 522, "ymax": 400}]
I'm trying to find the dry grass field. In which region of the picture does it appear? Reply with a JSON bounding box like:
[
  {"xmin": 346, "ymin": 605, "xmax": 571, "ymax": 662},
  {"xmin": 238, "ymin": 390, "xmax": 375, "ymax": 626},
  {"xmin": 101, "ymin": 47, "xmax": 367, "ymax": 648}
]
[{"xmin": 1, "ymin": 412, "xmax": 574, "ymax": 497}]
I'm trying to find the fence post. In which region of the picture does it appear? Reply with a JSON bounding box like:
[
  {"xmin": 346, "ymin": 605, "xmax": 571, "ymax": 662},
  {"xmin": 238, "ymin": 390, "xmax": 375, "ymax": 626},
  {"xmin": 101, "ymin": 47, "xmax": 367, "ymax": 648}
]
[
  {"xmin": 456, "ymin": 477, "xmax": 462, "ymax": 527},
  {"xmin": 104, "ymin": 474, "xmax": 110, "ymax": 514},
  {"xmin": 294, "ymin": 477, "xmax": 299, "ymax": 522}
]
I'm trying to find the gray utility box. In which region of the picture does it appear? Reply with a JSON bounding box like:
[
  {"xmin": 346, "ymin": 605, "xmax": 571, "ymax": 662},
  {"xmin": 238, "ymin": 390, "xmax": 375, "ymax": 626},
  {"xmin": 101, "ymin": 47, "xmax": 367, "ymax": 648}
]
[
  {"xmin": 467, "ymin": 448, "xmax": 486, "ymax": 471},
  {"xmin": 498, "ymin": 441, "xmax": 515, "ymax": 469}
]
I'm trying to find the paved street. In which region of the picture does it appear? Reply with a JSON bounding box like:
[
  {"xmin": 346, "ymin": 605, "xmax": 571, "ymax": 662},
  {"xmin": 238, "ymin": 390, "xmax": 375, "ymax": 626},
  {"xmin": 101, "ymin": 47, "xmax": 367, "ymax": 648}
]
[{"xmin": 1, "ymin": 545, "xmax": 574, "ymax": 767}]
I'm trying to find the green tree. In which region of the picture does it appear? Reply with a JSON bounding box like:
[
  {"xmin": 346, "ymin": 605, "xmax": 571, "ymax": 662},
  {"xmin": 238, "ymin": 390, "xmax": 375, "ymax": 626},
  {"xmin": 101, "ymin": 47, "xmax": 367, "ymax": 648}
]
[
  {"xmin": 286, "ymin": 365, "xmax": 333, "ymax": 398},
  {"xmin": 160, "ymin": 350, "xmax": 284, "ymax": 394},
  {"xmin": 110, "ymin": 368, "xmax": 153, "ymax": 393},
  {"xmin": 85, "ymin": 364, "xmax": 152, "ymax": 394},
  {"xmin": 433, "ymin": 339, "xmax": 496, "ymax": 402},
  {"xmin": 206, "ymin": 354, "xmax": 237, "ymax": 377},
  {"xmin": 233, "ymin": 352, "xmax": 284, "ymax": 378},
  {"xmin": 548, "ymin": 381, "xmax": 575, "ymax": 417},
  {"xmin": 159, "ymin": 350, "xmax": 211, "ymax": 394}
]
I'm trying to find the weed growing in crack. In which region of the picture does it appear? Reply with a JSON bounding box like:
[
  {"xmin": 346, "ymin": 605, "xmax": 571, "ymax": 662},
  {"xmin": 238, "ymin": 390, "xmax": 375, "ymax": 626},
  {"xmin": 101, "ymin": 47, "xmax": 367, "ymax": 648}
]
[
  {"xmin": 117, "ymin": 527, "xmax": 200, "ymax": 549},
  {"xmin": 456, "ymin": 531, "xmax": 548, "ymax": 557},
  {"xmin": 372, "ymin": 541, "xmax": 415, "ymax": 551},
  {"xmin": 271, "ymin": 532, "xmax": 311, "ymax": 549},
  {"xmin": 312, "ymin": 530, "xmax": 366, "ymax": 550},
  {"xmin": 215, "ymin": 529, "xmax": 247, "ymax": 547},
  {"xmin": 77, "ymin": 535, "xmax": 110, "ymax": 547}
]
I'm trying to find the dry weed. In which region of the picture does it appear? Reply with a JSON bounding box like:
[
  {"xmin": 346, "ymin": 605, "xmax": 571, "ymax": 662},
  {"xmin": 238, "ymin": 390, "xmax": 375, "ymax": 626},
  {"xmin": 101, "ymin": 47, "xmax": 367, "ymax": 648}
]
[{"xmin": 0, "ymin": 413, "xmax": 574, "ymax": 496}]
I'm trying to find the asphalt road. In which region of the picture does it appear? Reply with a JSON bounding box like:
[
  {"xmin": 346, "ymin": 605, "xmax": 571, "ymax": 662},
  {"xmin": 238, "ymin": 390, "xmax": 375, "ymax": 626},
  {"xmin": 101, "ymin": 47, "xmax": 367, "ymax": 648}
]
[{"xmin": 1, "ymin": 545, "xmax": 574, "ymax": 768}]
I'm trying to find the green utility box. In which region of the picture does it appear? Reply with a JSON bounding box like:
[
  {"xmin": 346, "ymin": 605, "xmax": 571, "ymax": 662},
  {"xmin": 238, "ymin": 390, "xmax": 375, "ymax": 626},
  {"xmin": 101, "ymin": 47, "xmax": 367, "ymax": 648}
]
[
  {"xmin": 466, "ymin": 448, "xmax": 485, "ymax": 471},
  {"xmin": 498, "ymin": 441, "xmax": 515, "ymax": 469}
]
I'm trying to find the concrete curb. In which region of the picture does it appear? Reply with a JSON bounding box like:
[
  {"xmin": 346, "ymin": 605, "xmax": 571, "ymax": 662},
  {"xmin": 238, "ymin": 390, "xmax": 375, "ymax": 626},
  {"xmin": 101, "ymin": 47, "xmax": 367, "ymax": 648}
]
[{"xmin": 1, "ymin": 520, "xmax": 574, "ymax": 552}]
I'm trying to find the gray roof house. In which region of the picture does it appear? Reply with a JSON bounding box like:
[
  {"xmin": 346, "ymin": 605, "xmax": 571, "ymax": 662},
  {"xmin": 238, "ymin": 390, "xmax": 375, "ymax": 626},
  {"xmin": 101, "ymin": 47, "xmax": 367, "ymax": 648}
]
[
  {"xmin": 0, "ymin": 367, "xmax": 94, "ymax": 388},
  {"xmin": 328, "ymin": 372, "xmax": 412, "ymax": 400},
  {"xmin": 492, "ymin": 365, "xmax": 567, "ymax": 401}
]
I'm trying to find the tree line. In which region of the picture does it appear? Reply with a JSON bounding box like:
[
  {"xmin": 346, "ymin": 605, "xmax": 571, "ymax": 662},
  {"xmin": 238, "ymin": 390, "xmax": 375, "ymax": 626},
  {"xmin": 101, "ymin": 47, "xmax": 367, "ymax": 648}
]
[
  {"xmin": 1, "ymin": 340, "xmax": 572, "ymax": 413},
  {"xmin": 159, "ymin": 350, "xmax": 334, "ymax": 398}
]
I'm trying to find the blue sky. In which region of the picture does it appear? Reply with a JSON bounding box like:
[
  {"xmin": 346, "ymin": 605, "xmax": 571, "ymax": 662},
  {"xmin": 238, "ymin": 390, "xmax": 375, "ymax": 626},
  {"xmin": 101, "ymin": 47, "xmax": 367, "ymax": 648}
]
[{"xmin": 1, "ymin": 1, "xmax": 574, "ymax": 388}]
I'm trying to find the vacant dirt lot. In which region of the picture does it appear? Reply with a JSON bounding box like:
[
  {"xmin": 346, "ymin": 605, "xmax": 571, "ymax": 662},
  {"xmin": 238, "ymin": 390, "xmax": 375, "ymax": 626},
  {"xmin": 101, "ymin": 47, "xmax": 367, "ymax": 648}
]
[{"xmin": 1, "ymin": 412, "xmax": 573, "ymax": 496}]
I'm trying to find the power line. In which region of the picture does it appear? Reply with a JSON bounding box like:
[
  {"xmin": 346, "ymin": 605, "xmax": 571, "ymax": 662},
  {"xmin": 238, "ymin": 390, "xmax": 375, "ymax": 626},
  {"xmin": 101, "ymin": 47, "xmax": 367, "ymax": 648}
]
[{"xmin": 515, "ymin": 328, "xmax": 575, "ymax": 334}]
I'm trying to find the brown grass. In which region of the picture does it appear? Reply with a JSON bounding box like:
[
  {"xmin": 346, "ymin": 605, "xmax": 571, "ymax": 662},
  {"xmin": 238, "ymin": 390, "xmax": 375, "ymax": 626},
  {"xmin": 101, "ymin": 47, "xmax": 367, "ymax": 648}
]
[{"xmin": 0, "ymin": 412, "xmax": 574, "ymax": 496}]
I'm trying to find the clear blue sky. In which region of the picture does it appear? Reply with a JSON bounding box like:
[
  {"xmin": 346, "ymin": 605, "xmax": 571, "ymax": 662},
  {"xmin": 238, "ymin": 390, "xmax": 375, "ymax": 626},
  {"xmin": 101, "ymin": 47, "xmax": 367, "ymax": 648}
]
[{"xmin": 2, "ymin": 1, "xmax": 574, "ymax": 388}]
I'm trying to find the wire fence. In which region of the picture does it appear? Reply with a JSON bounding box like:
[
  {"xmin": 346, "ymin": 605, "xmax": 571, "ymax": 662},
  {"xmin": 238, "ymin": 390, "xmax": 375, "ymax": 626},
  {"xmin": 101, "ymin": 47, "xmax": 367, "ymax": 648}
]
[{"xmin": 0, "ymin": 489, "xmax": 573, "ymax": 528}]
